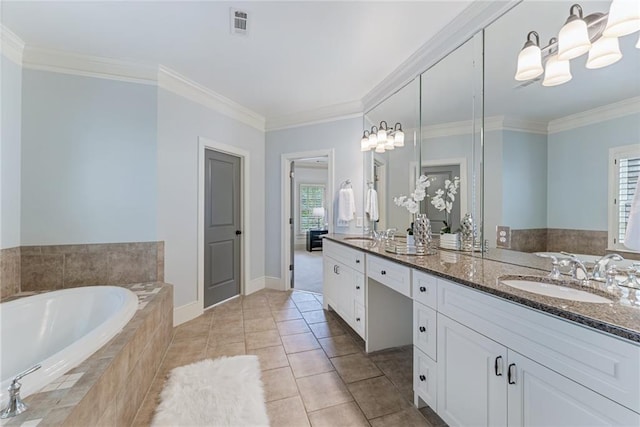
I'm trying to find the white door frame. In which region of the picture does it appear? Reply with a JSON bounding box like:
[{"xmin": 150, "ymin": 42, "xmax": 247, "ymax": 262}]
[
  {"xmin": 281, "ymin": 149, "xmax": 335, "ymax": 291},
  {"xmin": 198, "ymin": 136, "xmax": 251, "ymax": 311}
]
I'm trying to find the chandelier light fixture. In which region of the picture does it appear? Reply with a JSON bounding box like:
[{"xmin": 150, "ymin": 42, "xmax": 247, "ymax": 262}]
[
  {"xmin": 514, "ymin": 0, "xmax": 640, "ymax": 86},
  {"xmin": 360, "ymin": 121, "xmax": 404, "ymax": 152}
]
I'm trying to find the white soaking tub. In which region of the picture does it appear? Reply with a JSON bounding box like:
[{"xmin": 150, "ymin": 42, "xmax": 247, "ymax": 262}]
[{"xmin": 0, "ymin": 286, "xmax": 138, "ymax": 401}]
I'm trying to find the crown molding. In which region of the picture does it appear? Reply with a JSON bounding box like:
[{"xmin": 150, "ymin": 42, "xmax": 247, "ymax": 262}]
[
  {"xmin": 362, "ymin": 0, "xmax": 521, "ymax": 113},
  {"xmin": 0, "ymin": 24, "xmax": 25, "ymax": 65},
  {"xmin": 22, "ymin": 46, "xmax": 157, "ymax": 85},
  {"xmin": 500, "ymin": 116, "xmax": 548, "ymax": 135},
  {"xmin": 547, "ymin": 96, "xmax": 640, "ymax": 134},
  {"xmin": 158, "ymin": 66, "xmax": 265, "ymax": 131},
  {"xmin": 265, "ymin": 100, "xmax": 363, "ymax": 132},
  {"xmin": 422, "ymin": 115, "xmax": 547, "ymax": 139}
]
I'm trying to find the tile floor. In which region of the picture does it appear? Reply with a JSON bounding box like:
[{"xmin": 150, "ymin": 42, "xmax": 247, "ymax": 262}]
[{"xmin": 132, "ymin": 289, "xmax": 446, "ymax": 427}]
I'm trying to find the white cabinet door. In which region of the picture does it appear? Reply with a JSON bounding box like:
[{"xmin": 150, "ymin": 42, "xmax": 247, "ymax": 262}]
[
  {"xmin": 507, "ymin": 350, "xmax": 640, "ymax": 427},
  {"xmin": 414, "ymin": 301, "xmax": 437, "ymax": 360},
  {"xmin": 322, "ymin": 257, "xmax": 338, "ymax": 311},
  {"xmin": 414, "ymin": 347, "xmax": 437, "ymax": 410},
  {"xmin": 437, "ymin": 314, "xmax": 507, "ymax": 427},
  {"xmin": 334, "ymin": 262, "xmax": 354, "ymax": 323}
]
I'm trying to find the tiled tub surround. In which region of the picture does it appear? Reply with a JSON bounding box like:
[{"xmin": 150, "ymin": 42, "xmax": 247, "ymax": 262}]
[
  {"xmin": 19, "ymin": 241, "xmax": 164, "ymax": 293},
  {"xmin": 2, "ymin": 282, "xmax": 173, "ymax": 426},
  {"xmin": 509, "ymin": 228, "xmax": 608, "ymax": 255},
  {"xmin": 325, "ymin": 235, "xmax": 640, "ymax": 343},
  {"xmin": 0, "ymin": 247, "xmax": 21, "ymax": 299}
]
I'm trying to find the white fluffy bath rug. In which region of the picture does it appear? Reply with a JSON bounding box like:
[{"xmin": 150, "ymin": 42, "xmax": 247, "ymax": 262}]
[{"xmin": 152, "ymin": 355, "xmax": 270, "ymax": 426}]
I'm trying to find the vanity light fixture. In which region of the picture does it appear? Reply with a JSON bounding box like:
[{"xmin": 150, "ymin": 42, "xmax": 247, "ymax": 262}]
[
  {"xmin": 603, "ymin": 0, "xmax": 640, "ymax": 37},
  {"xmin": 515, "ymin": 31, "xmax": 543, "ymax": 81},
  {"xmin": 360, "ymin": 121, "xmax": 405, "ymax": 153},
  {"xmin": 558, "ymin": 4, "xmax": 592, "ymax": 60},
  {"xmin": 515, "ymin": 1, "xmax": 640, "ymax": 86}
]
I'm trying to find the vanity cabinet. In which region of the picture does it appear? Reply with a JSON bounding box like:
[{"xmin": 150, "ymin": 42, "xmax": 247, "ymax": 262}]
[{"xmin": 323, "ymin": 240, "xmax": 366, "ymax": 339}]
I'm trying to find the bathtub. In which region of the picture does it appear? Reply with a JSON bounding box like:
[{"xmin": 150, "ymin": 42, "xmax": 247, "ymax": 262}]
[{"xmin": 0, "ymin": 286, "xmax": 138, "ymax": 401}]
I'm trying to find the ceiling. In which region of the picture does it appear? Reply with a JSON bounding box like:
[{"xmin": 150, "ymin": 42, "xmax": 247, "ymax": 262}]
[
  {"xmin": 1, "ymin": 1, "xmax": 473, "ymax": 123},
  {"xmin": 367, "ymin": 0, "xmax": 640, "ymax": 128}
]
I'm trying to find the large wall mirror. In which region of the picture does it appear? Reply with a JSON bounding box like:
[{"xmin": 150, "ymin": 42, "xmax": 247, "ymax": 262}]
[
  {"xmin": 483, "ymin": 0, "xmax": 640, "ymax": 268},
  {"xmin": 363, "ymin": 78, "xmax": 420, "ymax": 235}
]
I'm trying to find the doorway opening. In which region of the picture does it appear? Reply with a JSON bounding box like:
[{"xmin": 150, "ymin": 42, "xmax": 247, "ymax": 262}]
[{"xmin": 281, "ymin": 149, "xmax": 334, "ymax": 294}]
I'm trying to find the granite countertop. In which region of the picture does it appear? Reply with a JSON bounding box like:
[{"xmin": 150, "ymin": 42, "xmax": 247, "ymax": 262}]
[{"xmin": 324, "ymin": 235, "xmax": 640, "ymax": 344}]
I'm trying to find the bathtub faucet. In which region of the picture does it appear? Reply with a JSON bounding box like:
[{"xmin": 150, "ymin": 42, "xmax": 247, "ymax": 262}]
[{"xmin": 1, "ymin": 364, "xmax": 41, "ymax": 419}]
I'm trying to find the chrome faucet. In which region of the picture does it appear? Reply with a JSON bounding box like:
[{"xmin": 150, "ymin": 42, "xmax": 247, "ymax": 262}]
[
  {"xmin": 592, "ymin": 253, "xmax": 624, "ymax": 281},
  {"xmin": 1, "ymin": 364, "xmax": 41, "ymax": 419},
  {"xmin": 535, "ymin": 253, "xmax": 562, "ymax": 279},
  {"xmin": 559, "ymin": 253, "xmax": 590, "ymax": 282}
]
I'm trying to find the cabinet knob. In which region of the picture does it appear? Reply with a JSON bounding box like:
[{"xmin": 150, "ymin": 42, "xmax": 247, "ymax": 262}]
[
  {"xmin": 419, "ymin": 286, "xmax": 426, "ymax": 292},
  {"xmin": 356, "ymin": 259, "xmax": 360, "ymax": 264},
  {"xmin": 419, "ymin": 326, "xmax": 426, "ymax": 333},
  {"xmin": 419, "ymin": 375, "xmax": 426, "ymax": 382},
  {"xmin": 356, "ymin": 286, "xmax": 361, "ymax": 290},
  {"xmin": 381, "ymin": 270, "xmax": 387, "ymax": 275},
  {"xmin": 356, "ymin": 317, "xmax": 361, "ymax": 322}
]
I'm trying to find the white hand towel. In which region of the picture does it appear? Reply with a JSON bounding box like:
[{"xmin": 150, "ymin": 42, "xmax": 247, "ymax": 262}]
[
  {"xmin": 624, "ymin": 183, "xmax": 640, "ymax": 250},
  {"xmin": 338, "ymin": 188, "xmax": 356, "ymax": 222},
  {"xmin": 365, "ymin": 188, "xmax": 379, "ymax": 222}
]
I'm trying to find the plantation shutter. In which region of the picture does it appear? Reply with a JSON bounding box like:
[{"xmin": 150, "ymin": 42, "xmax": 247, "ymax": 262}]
[
  {"xmin": 300, "ymin": 184, "xmax": 325, "ymax": 232},
  {"xmin": 618, "ymin": 156, "xmax": 640, "ymax": 245}
]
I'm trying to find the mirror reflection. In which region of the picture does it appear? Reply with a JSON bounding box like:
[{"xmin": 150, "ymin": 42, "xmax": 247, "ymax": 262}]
[
  {"xmin": 363, "ymin": 78, "xmax": 420, "ymax": 236},
  {"xmin": 483, "ymin": 0, "xmax": 640, "ymax": 269}
]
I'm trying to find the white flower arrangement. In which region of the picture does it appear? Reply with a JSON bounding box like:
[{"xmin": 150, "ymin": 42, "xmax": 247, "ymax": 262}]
[
  {"xmin": 430, "ymin": 176, "xmax": 460, "ymax": 233},
  {"xmin": 393, "ymin": 175, "xmax": 433, "ymax": 215}
]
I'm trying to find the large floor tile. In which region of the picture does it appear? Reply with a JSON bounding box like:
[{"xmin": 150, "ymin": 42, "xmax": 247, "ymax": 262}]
[
  {"xmin": 347, "ymin": 376, "xmax": 411, "ymax": 420},
  {"xmin": 262, "ymin": 367, "xmax": 299, "ymax": 402},
  {"xmin": 281, "ymin": 332, "xmax": 320, "ymax": 354},
  {"xmin": 249, "ymin": 345, "xmax": 289, "ymax": 371},
  {"xmin": 318, "ymin": 334, "xmax": 361, "ymax": 358},
  {"xmin": 369, "ymin": 407, "xmax": 432, "ymax": 427},
  {"xmin": 295, "ymin": 300, "xmax": 324, "ymax": 312},
  {"xmin": 245, "ymin": 329, "xmax": 282, "ymax": 350},
  {"xmin": 277, "ymin": 319, "xmax": 311, "ymax": 336},
  {"xmin": 272, "ymin": 308, "xmax": 303, "ymax": 322},
  {"xmin": 287, "ymin": 349, "xmax": 334, "ymax": 378},
  {"xmin": 206, "ymin": 341, "xmax": 246, "ymax": 358},
  {"xmin": 266, "ymin": 396, "xmax": 310, "ymax": 427},
  {"xmin": 308, "ymin": 402, "xmax": 370, "ymax": 427},
  {"xmin": 309, "ymin": 320, "xmax": 346, "ymax": 339},
  {"xmin": 244, "ymin": 316, "xmax": 277, "ymax": 333},
  {"xmin": 331, "ymin": 352, "xmax": 383, "ymax": 383},
  {"xmin": 301, "ymin": 309, "xmax": 331, "ymax": 324},
  {"xmin": 296, "ymin": 371, "xmax": 353, "ymax": 412}
]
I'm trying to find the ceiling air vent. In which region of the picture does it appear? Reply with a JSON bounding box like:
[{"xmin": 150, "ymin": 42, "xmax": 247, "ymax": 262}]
[{"xmin": 230, "ymin": 8, "xmax": 249, "ymax": 35}]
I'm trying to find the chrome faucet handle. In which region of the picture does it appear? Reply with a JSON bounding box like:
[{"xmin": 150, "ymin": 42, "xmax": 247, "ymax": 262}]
[
  {"xmin": 535, "ymin": 253, "xmax": 562, "ymax": 279},
  {"xmin": 559, "ymin": 252, "xmax": 589, "ymax": 281},
  {"xmin": 592, "ymin": 253, "xmax": 624, "ymax": 280},
  {"xmin": 1, "ymin": 364, "xmax": 41, "ymax": 419}
]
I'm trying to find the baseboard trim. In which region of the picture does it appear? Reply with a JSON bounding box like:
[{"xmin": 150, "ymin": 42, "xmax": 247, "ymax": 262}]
[
  {"xmin": 173, "ymin": 301, "xmax": 202, "ymax": 326},
  {"xmin": 246, "ymin": 276, "xmax": 266, "ymax": 295},
  {"xmin": 265, "ymin": 276, "xmax": 285, "ymax": 291}
]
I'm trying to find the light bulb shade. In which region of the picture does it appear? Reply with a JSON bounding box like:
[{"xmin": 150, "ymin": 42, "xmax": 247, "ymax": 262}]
[
  {"xmin": 374, "ymin": 142, "xmax": 385, "ymax": 153},
  {"xmin": 377, "ymin": 127, "xmax": 387, "ymax": 142},
  {"xmin": 558, "ymin": 17, "xmax": 591, "ymax": 60},
  {"xmin": 543, "ymin": 54, "xmax": 572, "ymax": 87},
  {"xmin": 515, "ymin": 43, "xmax": 543, "ymax": 81},
  {"xmin": 312, "ymin": 207, "xmax": 325, "ymax": 218},
  {"xmin": 361, "ymin": 136, "xmax": 370, "ymax": 151},
  {"xmin": 604, "ymin": 0, "xmax": 640, "ymax": 37},
  {"xmin": 586, "ymin": 36, "xmax": 622, "ymax": 69},
  {"xmin": 368, "ymin": 132, "xmax": 378, "ymax": 148},
  {"xmin": 394, "ymin": 129, "xmax": 405, "ymax": 147},
  {"xmin": 385, "ymin": 135, "xmax": 395, "ymax": 150}
]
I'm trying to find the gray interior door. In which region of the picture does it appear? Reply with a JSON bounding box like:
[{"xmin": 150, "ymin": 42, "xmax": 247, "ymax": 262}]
[
  {"xmin": 289, "ymin": 161, "xmax": 295, "ymax": 288},
  {"xmin": 204, "ymin": 149, "xmax": 241, "ymax": 308},
  {"xmin": 422, "ymin": 164, "xmax": 461, "ymax": 234}
]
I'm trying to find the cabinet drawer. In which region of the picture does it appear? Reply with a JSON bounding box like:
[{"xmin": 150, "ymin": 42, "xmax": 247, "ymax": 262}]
[
  {"xmin": 414, "ymin": 302, "xmax": 437, "ymax": 360},
  {"xmin": 324, "ymin": 240, "xmax": 364, "ymax": 273},
  {"xmin": 438, "ymin": 279, "xmax": 640, "ymax": 413},
  {"xmin": 413, "ymin": 270, "xmax": 437, "ymax": 309},
  {"xmin": 354, "ymin": 275, "xmax": 365, "ymax": 304},
  {"xmin": 354, "ymin": 302, "xmax": 365, "ymax": 338},
  {"xmin": 367, "ymin": 255, "xmax": 411, "ymax": 297},
  {"xmin": 414, "ymin": 347, "xmax": 437, "ymax": 409}
]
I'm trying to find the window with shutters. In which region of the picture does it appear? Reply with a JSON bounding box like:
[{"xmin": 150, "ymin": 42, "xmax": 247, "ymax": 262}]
[
  {"xmin": 299, "ymin": 184, "xmax": 325, "ymax": 233},
  {"xmin": 608, "ymin": 145, "xmax": 640, "ymax": 250}
]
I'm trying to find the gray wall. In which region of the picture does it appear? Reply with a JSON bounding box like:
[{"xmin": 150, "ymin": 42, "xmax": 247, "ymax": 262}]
[
  {"xmin": 547, "ymin": 113, "xmax": 640, "ymax": 231},
  {"xmin": 483, "ymin": 129, "xmax": 503, "ymax": 246},
  {"xmin": 265, "ymin": 117, "xmax": 363, "ymax": 279},
  {"xmin": 1, "ymin": 55, "xmax": 22, "ymax": 249},
  {"xmin": 157, "ymin": 88, "xmax": 265, "ymax": 307},
  {"xmin": 20, "ymin": 70, "xmax": 158, "ymax": 245}
]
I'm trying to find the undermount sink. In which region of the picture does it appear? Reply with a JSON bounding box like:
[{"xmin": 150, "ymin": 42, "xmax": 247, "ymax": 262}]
[
  {"xmin": 500, "ymin": 279, "xmax": 613, "ymax": 304},
  {"xmin": 343, "ymin": 237, "xmax": 375, "ymax": 242}
]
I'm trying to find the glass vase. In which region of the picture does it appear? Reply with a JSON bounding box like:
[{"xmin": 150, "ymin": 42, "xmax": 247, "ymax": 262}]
[{"xmin": 413, "ymin": 214, "xmax": 432, "ymax": 249}]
